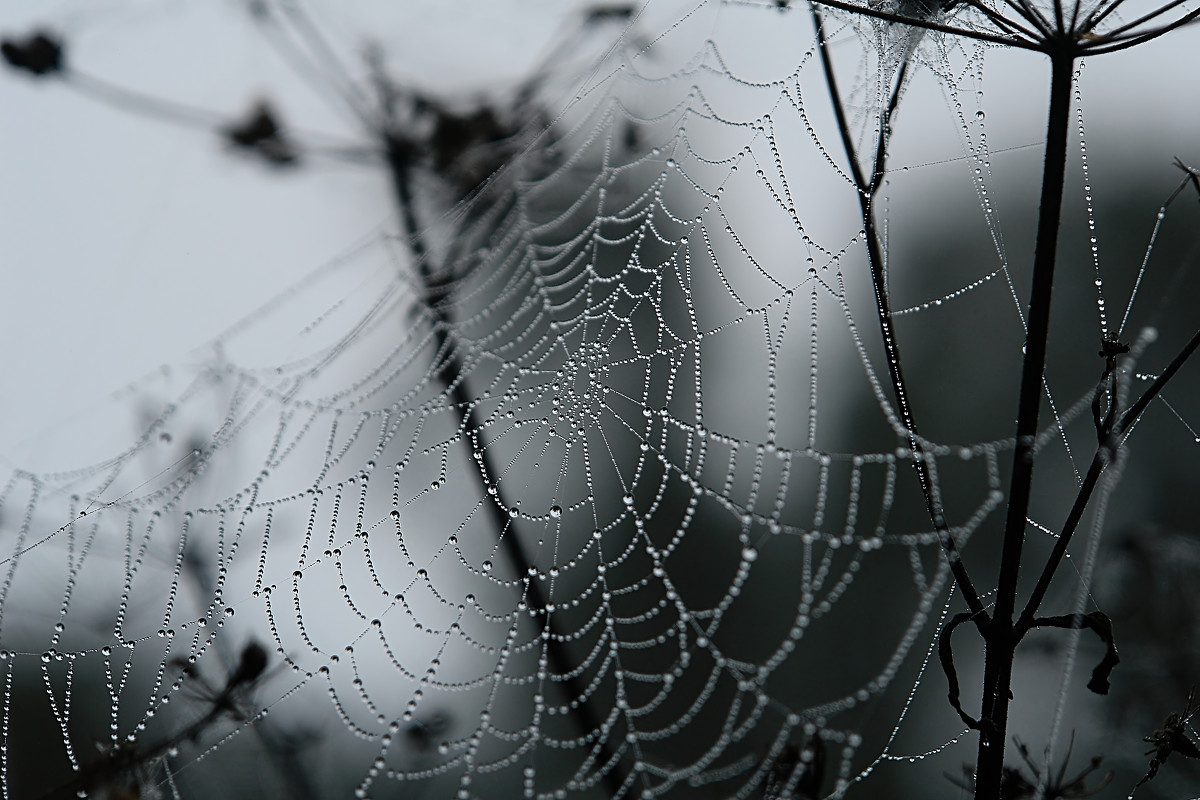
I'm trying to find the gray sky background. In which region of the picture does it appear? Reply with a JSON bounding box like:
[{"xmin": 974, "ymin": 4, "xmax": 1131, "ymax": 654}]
[
  {"xmin": 2, "ymin": 0, "xmax": 1198, "ymax": 464},
  {"xmin": 0, "ymin": 0, "xmax": 606, "ymax": 463}
]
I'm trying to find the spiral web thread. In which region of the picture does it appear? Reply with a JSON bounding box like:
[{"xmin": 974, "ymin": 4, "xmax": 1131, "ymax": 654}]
[{"xmin": 2, "ymin": 1, "xmax": 1196, "ymax": 798}]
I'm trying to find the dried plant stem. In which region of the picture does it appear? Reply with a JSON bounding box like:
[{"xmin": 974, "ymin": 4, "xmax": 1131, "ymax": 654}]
[
  {"xmin": 383, "ymin": 138, "xmax": 630, "ymax": 798},
  {"xmin": 812, "ymin": 7, "xmax": 986, "ymax": 616},
  {"xmin": 1020, "ymin": 323, "xmax": 1200, "ymax": 628},
  {"xmin": 972, "ymin": 44, "xmax": 1075, "ymax": 800}
]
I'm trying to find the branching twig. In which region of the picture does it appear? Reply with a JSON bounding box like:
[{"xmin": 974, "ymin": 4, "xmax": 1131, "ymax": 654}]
[
  {"xmin": 1018, "ymin": 323, "xmax": 1200, "ymax": 627},
  {"xmin": 812, "ymin": 5, "xmax": 987, "ymax": 618}
]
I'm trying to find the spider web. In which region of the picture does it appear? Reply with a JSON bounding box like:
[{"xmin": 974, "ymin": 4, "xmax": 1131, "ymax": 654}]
[{"xmin": 3, "ymin": 1, "xmax": 1200, "ymax": 798}]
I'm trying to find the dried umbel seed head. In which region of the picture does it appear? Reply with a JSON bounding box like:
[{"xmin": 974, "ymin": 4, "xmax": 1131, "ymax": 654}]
[
  {"xmin": 223, "ymin": 100, "xmax": 299, "ymax": 166},
  {"xmin": 228, "ymin": 640, "xmax": 270, "ymax": 688},
  {"xmin": 1, "ymin": 30, "xmax": 63, "ymax": 76}
]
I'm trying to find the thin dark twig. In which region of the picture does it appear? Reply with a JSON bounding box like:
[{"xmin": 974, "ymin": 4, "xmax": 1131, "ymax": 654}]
[
  {"xmin": 811, "ymin": 7, "xmax": 869, "ymax": 191},
  {"xmin": 993, "ymin": 0, "xmax": 1053, "ymax": 38},
  {"xmin": 274, "ymin": 0, "xmax": 373, "ymax": 122},
  {"xmin": 959, "ymin": 0, "xmax": 1044, "ymax": 42},
  {"xmin": 1017, "ymin": 447, "xmax": 1105, "ymax": 627},
  {"xmin": 1076, "ymin": 0, "xmax": 1124, "ymax": 36},
  {"xmin": 1068, "ymin": 0, "xmax": 1084, "ymax": 40},
  {"xmin": 383, "ymin": 138, "xmax": 631, "ymax": 799},
  {"xmin": 62, "ymin": 69, "xmax": 365, "ymax": 161},
  {"xmin": 1078, "ymin": 0, "xmax": 1189, "ymax": 40},
  {"xmin": 65, "ymin": 70, "xmax": 224, "ymax": 129},
  {"xmin": 868, "ymin": 58, "xmax": 909, "ymax": 194},
  {"xmin": 250, "ymin": 5, "xmax": 372, "ymax": 128},
  {"xmin": 1172, "ymin": 157, "xmax": 1200, "ymax": 201},
  {"xmin": 1115, "ymin": 329, "xmax": 1200, "ymax": 440},
  {"xmin": 1017, "ymin": 317, "xmax": 1200, "ymax": 628},
  {"xmin": 1008, "ymin": 0, "xmax": 1057, "ymax": 37},
  {"xmin": 1080, "ymin": 8, "xmax": 1200, "ymax": 54},
  {"xmin": 1089, "ymin": 0, "xmax": 1191, "ymax": 39},
  {"xmin": 812, "ymin": 5, "xmax": 987, "ymax": 617}
]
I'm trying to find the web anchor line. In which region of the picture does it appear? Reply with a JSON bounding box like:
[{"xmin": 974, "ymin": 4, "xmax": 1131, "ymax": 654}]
[{"xmin": 383, "ymin": 135, "xmax": 631, "ymax": 799}]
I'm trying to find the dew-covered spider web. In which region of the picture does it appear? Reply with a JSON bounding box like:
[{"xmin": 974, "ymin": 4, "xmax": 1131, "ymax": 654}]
[{"xmin": 4, "ymin": 1, "xmax": 1200, "ymax": 798}]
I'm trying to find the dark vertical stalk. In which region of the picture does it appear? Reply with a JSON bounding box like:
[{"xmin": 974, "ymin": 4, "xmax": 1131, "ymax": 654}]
[
  {"xmin": 383, "ymin": 137, "xmax": 628, "ymax": 798},
  {"xmin": 973, "ymin": 45, "xmax": 1075, "ymax": 800}
]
